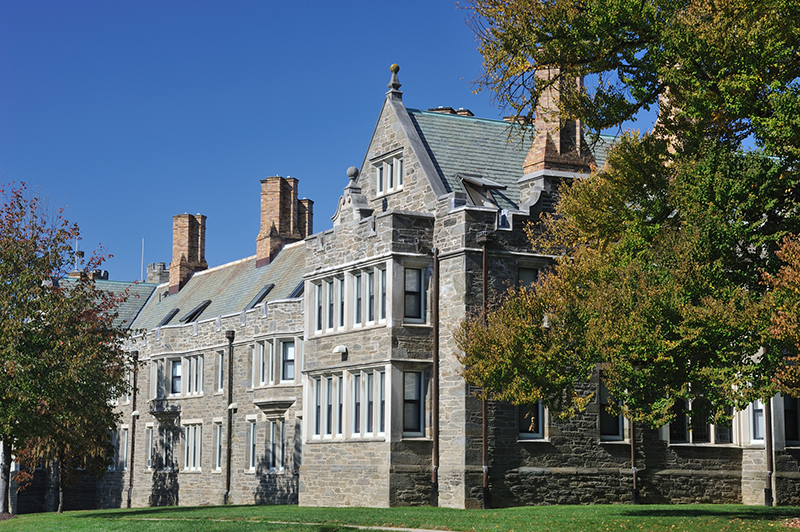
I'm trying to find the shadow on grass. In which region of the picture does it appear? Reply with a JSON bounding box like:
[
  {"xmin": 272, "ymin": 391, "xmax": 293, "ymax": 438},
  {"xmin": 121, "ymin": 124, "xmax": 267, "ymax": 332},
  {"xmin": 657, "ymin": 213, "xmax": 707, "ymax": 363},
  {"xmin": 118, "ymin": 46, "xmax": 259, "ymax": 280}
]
[
  {"xmin": 620, "ymin": 505, "xmax": 800, "ymax": 521},
  {"xmin": 72, "ymin": 504, "xmax": 265, "ymax": 519}
]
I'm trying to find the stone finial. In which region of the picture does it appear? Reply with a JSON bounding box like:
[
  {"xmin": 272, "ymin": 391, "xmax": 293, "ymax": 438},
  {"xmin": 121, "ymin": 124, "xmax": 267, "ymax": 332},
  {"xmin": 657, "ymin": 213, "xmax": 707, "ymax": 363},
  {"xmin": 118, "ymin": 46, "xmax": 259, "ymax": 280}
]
[
  {"xmin": 386, "ymin": 64, "xmax": 402, "ymax": 100},
  {"xmin": 344, "ymin": 166, "xmax": 361, "ymax": 195}
]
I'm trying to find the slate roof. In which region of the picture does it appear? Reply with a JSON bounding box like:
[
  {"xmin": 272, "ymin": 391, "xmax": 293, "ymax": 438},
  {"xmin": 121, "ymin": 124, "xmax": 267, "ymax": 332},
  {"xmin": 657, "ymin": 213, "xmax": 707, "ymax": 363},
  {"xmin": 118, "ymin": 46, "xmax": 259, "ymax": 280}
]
[
  {"xmin": 57, "ymin": 278, "xmax": 156, "ymax": 330},
  {"xmin": 407, "ymin": 109, "xmax": 616, "ymax": 211},
  {"xmin": 131, "ymin": 241, "xmax": 306, "ymax": 332},
  {"xmin": 98, "ymin": 280, "xmax": 158, "ymax": 330}
]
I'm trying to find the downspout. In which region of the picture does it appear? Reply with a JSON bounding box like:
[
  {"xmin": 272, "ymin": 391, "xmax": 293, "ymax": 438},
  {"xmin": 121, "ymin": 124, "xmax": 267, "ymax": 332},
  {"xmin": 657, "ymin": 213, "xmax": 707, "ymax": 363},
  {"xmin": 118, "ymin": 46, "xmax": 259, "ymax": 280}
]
[
  {"xmin": 223, "ymin": 330, "xmax": 235, "ymax": 505},
  {"xmin": 477, "ymin": 231, "xmax": 491, "ymax": 509},
  {"xmin": 630, "ymin": 420, "xmax": 638, "ymax": 504},
  {"xmin": 765, "ymin": 397, "xmax": 774, "ymax": 506},
  {"xmin": 431, "ymin": 247, "xmax": 440, "ymax": 507},
  {"xmin": 126, "ymin": 351, "xmax": 139, "ymax": 509}
]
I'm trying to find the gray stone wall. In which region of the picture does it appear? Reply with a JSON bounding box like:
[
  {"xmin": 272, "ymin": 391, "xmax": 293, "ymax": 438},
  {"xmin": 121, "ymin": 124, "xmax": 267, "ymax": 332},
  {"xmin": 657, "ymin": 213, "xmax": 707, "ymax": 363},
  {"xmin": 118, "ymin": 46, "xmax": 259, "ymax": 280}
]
[{"xmin": 101, "ymin": 297, "xmax": 304, "ymax": 509}]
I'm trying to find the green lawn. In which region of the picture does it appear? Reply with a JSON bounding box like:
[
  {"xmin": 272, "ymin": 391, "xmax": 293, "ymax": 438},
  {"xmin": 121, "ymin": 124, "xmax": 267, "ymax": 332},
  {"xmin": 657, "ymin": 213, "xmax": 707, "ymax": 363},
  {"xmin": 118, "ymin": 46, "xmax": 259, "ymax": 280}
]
[{"xmin": 1, "ymin": 504, "xmax": 799, "ymax": 531}]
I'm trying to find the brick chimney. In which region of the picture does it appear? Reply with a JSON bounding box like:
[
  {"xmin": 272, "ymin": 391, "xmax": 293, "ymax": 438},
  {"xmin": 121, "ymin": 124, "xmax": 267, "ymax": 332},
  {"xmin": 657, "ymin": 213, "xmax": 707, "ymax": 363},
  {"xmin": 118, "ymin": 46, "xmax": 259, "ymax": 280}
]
[
  {"xmin": 298, "ymin": 198, "xmax": 314, "ymax": 239},
  {"xmin": 519, "ymin": 67, "xmax": 595, "ymax": 209},
  {"xmin": 256, "ymin": 176, "xmax": 314, "ymax": 268},
  {"xmin": 169, "ymin": 214, "xmax": 208, "ymax": 294}
]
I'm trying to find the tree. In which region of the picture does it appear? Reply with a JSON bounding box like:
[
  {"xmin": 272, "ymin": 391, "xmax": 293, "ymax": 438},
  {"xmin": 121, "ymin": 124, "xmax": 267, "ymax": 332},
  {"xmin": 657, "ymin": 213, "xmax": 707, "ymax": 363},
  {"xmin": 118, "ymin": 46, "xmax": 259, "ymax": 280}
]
[
  {"xmin": 468, "ymin": 0, "xmax": 800, "ymax": 146},
  {"xmin": 458, "ymin": 0, "xmax": 800, "ymax": 428},
  {"xmin": 0, "ymin": 183, "xmax": 132, "ymax": 513}
]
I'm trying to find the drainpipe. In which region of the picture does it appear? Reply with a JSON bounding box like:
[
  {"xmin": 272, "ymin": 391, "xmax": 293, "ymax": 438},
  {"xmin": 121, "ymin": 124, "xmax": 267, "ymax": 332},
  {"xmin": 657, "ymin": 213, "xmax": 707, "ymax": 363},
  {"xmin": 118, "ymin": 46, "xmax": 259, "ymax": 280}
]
[
  {"xmin": 127, "ymin": 351, "xmax": 139, "ymax": 509},
  {"xmin": 630, "ymin": 420, "xmax": 638, "ymax": 505},
  {"xmin": 765, "ymin": 397, "xmax": 774, "ymax": 506},
  {"xmin": 476, "ymin": 231, "xmax": 491, "ymax": 509},
  {"xmin": 223, "ymin": 330, "xmax": 235, "ymax": 505},
  {"xmin": 431, "ymin": 248, "xmax": 440, "ymax": 507}
]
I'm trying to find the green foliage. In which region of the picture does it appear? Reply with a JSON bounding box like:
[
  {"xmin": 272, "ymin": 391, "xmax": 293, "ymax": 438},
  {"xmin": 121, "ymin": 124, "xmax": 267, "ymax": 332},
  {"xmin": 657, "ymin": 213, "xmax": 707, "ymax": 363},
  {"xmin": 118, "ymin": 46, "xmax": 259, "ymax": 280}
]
[
  {"xmin": 0, "ymin": 183, "xmax": 132, "ymax": 498},
  {"xmin": 459, "ymin": 0, "xmax": 800, "ymax": 429},
  {"xmin": 469, "ymin": 0, "xmax": 800, "ymax": 147}
]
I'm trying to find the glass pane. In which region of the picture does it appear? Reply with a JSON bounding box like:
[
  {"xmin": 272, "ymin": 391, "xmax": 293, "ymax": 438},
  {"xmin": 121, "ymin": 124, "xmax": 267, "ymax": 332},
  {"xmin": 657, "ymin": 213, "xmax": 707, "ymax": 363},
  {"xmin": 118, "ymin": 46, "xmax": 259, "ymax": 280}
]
[
  {"xmin": 404, "ymin": 372, "xmax": 419, "ymax": 400},
  {"xmin": 404, "ymin": 403, "xmax": 420, "ymax": 432},
  {"xmin": 405, "ymin": 269, "xmax": 420, "ymax": 292}
]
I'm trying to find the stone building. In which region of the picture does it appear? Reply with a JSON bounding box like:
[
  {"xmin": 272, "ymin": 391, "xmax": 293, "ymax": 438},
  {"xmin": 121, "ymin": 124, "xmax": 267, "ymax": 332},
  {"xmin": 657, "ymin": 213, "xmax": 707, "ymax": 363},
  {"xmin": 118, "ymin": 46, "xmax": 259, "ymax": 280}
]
[
  {"xmin": 13, "ymin": 65, "xmax": 800, "ymax": 513},
  {"xmin": 98, "ymin": 176, "xmax": 312, "ymax": 509},
  {"xmin": 297, "ymin": 65, "xmax": 800, "ymax": 508}
]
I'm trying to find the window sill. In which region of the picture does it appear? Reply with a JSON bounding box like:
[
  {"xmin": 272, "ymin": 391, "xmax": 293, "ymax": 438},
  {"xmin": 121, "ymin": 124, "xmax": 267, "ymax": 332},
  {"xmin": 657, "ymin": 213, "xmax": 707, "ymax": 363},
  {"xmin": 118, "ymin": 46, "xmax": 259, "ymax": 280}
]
[
  {"xmin": 401, "ymin": 435, "xmax": 430, "ymax": 441},
  {"xmin": 180, "ymin": 469, "xmax": 202, "ymax": 474},
  {"xmin": 518, "ymin": 437, "xmax": 549, "ymax": 443},
  {"xmin": 599, "ymin": 439, "xmax": 629, "ymax": 445},
  {"xmin": 310, "ymin": 322, "xmax": 388, "ymax": 338},
  {"xmin": 668, "ymin": 442, "xmax": 738, "ymax": 448}
]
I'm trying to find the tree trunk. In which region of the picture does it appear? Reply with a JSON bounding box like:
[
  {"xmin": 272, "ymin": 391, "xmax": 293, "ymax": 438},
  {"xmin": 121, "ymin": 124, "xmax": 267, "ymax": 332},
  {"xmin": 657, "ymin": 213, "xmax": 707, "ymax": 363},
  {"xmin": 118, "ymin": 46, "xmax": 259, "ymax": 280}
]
[
  {"xmin": 56, "ymin": 448, "xmax": 64, "ymax": 514},
  {"xmin": 0, "ymin": 438, "xmax": 11, "ymax": 514}
]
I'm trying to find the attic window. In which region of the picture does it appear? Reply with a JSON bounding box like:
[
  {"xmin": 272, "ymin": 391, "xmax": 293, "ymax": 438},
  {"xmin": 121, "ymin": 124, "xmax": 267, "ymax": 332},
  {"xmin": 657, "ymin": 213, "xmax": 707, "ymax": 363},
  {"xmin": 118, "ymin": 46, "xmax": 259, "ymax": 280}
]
[
  {"xmin": 180, "ymin": 300, "xmax": 212, "ymax": 323},
  {"xmin": 374, "ymin": 151, "xmax": 404, "ymax": 196},
  {"xmin": 458, "ymin": 173, "xmax": 505, "ymax": 208},
  {"xmin": 245, "ymin": 283, "xmax": 275, "ymax": 311},
  {"xmin": 158, "ymin": 308, "xmax": 180, "ymax": 327},
  {"xmin": 287, "ymin": 281, "xmax": 304, "ymax": 299}
]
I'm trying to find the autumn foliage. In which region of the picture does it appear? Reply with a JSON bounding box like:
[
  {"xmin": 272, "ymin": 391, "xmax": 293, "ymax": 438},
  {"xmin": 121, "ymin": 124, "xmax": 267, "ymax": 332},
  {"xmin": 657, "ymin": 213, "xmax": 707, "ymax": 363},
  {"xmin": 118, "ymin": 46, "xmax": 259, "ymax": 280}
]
[{"xmin": 0, "ymin": 183, "xmax": 133, "ymax": 512}]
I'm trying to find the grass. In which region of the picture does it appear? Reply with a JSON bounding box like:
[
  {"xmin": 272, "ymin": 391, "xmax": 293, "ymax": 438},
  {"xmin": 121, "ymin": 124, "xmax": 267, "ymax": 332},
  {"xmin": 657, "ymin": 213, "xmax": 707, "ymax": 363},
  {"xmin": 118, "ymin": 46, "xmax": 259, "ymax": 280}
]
[{"xmin": 1, "ymin": 503, "xmax": 799, "ymax": 532}]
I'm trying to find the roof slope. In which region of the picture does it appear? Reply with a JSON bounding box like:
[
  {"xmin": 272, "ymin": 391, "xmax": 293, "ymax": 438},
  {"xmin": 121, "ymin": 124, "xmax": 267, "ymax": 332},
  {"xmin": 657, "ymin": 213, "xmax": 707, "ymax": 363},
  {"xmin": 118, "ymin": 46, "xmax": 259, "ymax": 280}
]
[
  {"xmin": 131, "ymin": 241, "xmax": 306, "ymax": 332},
  {"xmin": 407, "ymin": 109, "xmax": 616, "ymax": 210}
]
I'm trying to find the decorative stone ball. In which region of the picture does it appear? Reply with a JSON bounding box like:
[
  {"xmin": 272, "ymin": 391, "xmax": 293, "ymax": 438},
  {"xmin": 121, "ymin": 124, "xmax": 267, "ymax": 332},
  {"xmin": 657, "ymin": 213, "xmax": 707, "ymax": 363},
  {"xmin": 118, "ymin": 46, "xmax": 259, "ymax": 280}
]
[
  {"xmin": 347, "ymin": 166, "xmax": 359, "ymax": 179},
  {"xmin": 390, "ymin": 64, "xmax": 400, "ymax": 74}
]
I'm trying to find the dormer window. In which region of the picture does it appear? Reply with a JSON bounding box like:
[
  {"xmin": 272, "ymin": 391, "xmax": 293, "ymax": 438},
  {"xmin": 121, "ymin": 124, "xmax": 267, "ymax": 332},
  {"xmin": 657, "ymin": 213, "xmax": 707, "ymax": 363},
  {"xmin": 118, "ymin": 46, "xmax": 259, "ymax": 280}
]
[
  {"xmin": 458, "ymin": 173, "xmax": 506, "ymax": 208},
  {"xmin": 374, "ymin": 151, "xmax": 404, "ymax": 196}
]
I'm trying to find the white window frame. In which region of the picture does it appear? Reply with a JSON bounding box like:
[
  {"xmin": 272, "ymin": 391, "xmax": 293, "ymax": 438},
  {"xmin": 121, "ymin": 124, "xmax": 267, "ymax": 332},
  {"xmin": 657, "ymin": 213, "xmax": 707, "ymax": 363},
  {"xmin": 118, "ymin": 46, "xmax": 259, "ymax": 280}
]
[
  {"xmin": 281, "ymin": 340, "xmax": 295, "ymax": 382},
  {"xmin": 269, "ymin": 420, "xmax": 284, "ymax": 471},
  {"xmin": 146, "ymin": 425, "xmax": 154, "ymax": 470},
  {"xmin": 403, "ymin": 267, "xmax": 426, "ymax": 323},
  {"xmin": 216, "ymin": 351, "xmax": 225, "ymax": 393},
  {"xmin": 375, "ymin": 154, "xmax": 404, "ymax": 196},
  {"xmin": 378, "ymin": 267, "xmax": 387, "ymax": 323},
  {"xmin": 668, "ymin": 399, "xmax": 732, "ymax": 445},
  {"xmin": 183, "ymin": 423, "xmax": 202, "ymax": 471},
  {"xmin": 403, "ymin": 371, "xmax": 425, "ymax": 437},
  {"xmin": 213, "ymin": 422, "xmax": 223, "ymax": 471},
  {"xmin": 336, "ymin": 277, "xmax": 345, "ymax": 330},
  {"xmin": 254, "ymin": 341, "xmax": 273, "ymax": 387},
  {"xmin": 248, "ymin": 419, "xmax": 257, "ymax": 471},
  {"xmin": 186, "ymin": 355, "xmax": 203, "ymax": 396},
  {"xmin": 518, "ymin": 402, "xmax": 545, "ymax": 440},
  {"xmin": 109, "ymin": 431, "xmax": 118, "ymax": 471},
  {"xmin": 313, "ymin": 377, "xmax": 322, "ymax": 437},
  {"xmin": 314, "ymin": 282, "xmax": 323, "ymax": 333},
  {"xmin": 367, "ymin": 271, "xmax": 375, "ymax": 324},
  {"xmin": 353, "ymin": 373, "xmax": 362, "ymax": 435},
  {"xmin": 169, "ymin": 359, "xmax": 182, "ymax": 396},
  {"xmin": 121, "ymin": 428, "xmax": 129, "ymax": 471},
  {"xmin": 353, "ymin": 272, "xmax": 363, "ymax": 327},
  {"xmin": 326, "ymin": 279, "xmax": 335, "ymax": 331},
  {"xmin": 337, "ymin": 374, "xmax": 344, "ymax": 436},
  {"xmin": 752, "ymin": 399, "xmax": 765, "ymax": 442},
  {"xmin": 162, "ymin": 428, "xmax": 173, "ymax": 471}
]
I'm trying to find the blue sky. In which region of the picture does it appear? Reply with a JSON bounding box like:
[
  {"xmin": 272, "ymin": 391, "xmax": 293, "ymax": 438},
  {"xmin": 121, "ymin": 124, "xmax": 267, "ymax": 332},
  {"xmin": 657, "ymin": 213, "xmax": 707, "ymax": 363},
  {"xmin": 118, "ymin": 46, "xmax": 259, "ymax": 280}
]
[
  {"xmin": 2, "ymin": 2, "xmax": 660, "ymax": 284},
  {"xmin": 1, "ymin": 1, "xmax": 514, "ymax": 282}
]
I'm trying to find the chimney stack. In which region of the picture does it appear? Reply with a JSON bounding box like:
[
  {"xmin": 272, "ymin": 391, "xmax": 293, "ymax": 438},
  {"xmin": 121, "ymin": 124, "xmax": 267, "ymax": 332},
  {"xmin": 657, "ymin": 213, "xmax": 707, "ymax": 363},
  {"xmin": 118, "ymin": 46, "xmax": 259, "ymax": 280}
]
[
  {"xmin": 169, "ymin": 214, "xmax": 208, "ymax": 294},
  {"xmin": 519, "ymin": 68, "xmax": 595, "ymax": 209},
  {"xmin": 522, "ymin": 67, "xmax": 593, "ymax": 175},
  {"xmin": 256, "ymin": 176, "xmax": 314, "ymax": 268}
]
